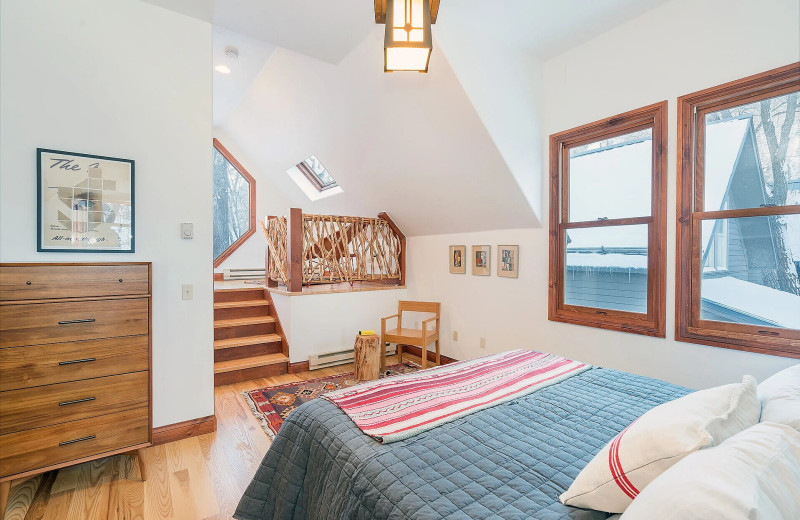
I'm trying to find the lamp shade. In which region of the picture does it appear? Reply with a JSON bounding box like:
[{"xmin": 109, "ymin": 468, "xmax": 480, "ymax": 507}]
[{"xmin": 384, "ymin": 0, "xmax": 432, "ymax": 73}]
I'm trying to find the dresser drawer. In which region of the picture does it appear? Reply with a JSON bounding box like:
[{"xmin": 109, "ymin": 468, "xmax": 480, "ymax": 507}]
[
  {"xmin": 0, "ymin": 335, "xmax": 149, "ymax": 391},
  {"xmin": 0, "ymin": 298, "xmax": 149, "ymax": 348},
  {"xmin": 0, "ymin": 371, "xmax": 149, "ymax": 435},
  {"xmin": 0, "ymin": 264, "xmax": 149, "ymax": 301},
  {"xmin": 0, "ymin": 407, "xmax": 149, "ymax": 478}
]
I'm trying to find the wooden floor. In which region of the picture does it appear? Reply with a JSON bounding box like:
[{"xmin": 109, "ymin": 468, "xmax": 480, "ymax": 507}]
[{"xmin": 3, "ymin": 357, "xmax": 400, "ymax": 520}]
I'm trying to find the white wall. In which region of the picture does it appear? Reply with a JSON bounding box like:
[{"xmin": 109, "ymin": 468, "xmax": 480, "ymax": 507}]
[
  {"xmin": 220, "ymin": 28, "xmax": 537, "ymax": 237},
  {"xmin": 213, "ymin": 128, "xmax": 289, "ymax": 271},
  {"xmin": 272, "ymin": 288, "xmax": 407, "ymax": 363},
  {"xmin": 407, "ymin": 0, "xmax": 800, "ymax": 389},
  {"xmin": 0, "ymin": 0, "xmax": 214, "ymax": 427}
]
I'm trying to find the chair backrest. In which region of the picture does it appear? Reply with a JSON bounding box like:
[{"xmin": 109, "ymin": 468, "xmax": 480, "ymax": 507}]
[{"xmin": 398, "ymin": 300, "xmax": 440, "ymax": 316}]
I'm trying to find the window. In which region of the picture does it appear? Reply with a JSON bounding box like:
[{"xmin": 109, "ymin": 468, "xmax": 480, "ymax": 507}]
[
  {"xmin": 287, "ymin": 154, "xmax": 343, "ymax": 201},
  {"xmin": 676, "ymin": 64, "xmax": 800, "ymax": 358},
  {"xmin": 549, "ymin": 102, "xmax": 667, "ymax": 337},
  {"xmin": 213, "ymin": 138, "xmax": 256, "ymax": 267}
]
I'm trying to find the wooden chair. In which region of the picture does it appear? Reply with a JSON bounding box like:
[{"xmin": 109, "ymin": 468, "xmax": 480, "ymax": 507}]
[{"xmin": 381, "ymin": 301, "xmax": 441, "ymax": 371}]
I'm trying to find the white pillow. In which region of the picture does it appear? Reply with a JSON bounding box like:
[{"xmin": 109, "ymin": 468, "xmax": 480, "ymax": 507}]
[
  {"xmin": 620, "ymin": 422, "xmax": 800, "ymax": 520},
  {"xmin": 758, "ymin": 364, "xmax": 800, "ymax": 430},
  {"xmin": 560, "ymin": 376, "xmax": 760, "ymax": 513}
]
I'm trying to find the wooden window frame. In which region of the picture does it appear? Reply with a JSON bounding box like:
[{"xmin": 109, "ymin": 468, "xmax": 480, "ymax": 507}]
[
  {"xmin": 549, "ymin": 102, "xmax": 667, "ymax": 337},
  {"xmin": 676, "ymin": 63, "xmax": 800, "ymax": 359},
  {"xmin": 213, "ymin": 138, "xmax": 256, "ymax": 268},
  {"xmin": 297, "ymin": 159, "xmax": 338, "ymax": 192}
]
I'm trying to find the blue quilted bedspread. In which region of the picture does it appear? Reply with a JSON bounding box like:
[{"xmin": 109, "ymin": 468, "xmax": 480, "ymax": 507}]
[{"xmin": 234, "ymin": 367, "xmax": 690, "ymax": 520}]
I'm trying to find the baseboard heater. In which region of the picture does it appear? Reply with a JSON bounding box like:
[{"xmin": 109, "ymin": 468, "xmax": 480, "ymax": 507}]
[
  {"xmin": 309, "ymin": 344, "xmax": 397, "ymax": 370},
  {"xmin": 223, "ymin": 268, "xmax": 265, "ymax": 280}
]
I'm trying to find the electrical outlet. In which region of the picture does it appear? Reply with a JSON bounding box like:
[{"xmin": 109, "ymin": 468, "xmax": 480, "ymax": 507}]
[
  {"xmin": 182, "ymin": 284, "xmax": 193, "ymax": 300},
  {"xmin": 453, "ymin": 330, "xmax": 459, "ymax": 341},
  {"xmin": 480, "ymin": 337, "xmax": 486, "ymax": 349},
  {"xmin": 415, "ymin": 321, "xmax": 419, "ymax": 328}
]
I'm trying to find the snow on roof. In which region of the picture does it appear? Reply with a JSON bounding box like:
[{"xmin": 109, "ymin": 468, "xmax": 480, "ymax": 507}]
[
  {"xmin": 566, "ymin": 252, "xmax": 648, "ymax": 271},
  {"xmin": 702, "ymin": 276, "xmax": 800, "ymax": 329}
]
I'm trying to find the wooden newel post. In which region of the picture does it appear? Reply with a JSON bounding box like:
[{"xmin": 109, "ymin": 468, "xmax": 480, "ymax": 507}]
[
  {"xmin": 354, "ymin": 335, "xmax": 381, "ymax": 381},
  {"xmin": 287, "ymin": 208, "xmax": 303, "ymax": 293}
]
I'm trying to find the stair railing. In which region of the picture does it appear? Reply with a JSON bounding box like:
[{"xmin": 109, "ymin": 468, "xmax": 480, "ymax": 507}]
[{"xmin": 261, "ymin": 209, "xmax": 405, "ymax": 292}]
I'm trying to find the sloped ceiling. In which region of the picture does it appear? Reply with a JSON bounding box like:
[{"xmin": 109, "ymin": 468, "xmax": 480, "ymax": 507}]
[{"xmin": 220, "ymin": 27, "xmax": 538, "ymax": 236}]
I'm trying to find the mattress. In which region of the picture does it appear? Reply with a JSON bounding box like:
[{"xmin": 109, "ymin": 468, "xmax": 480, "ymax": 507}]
[{"xmin": 234, "ymin": 366, "xmax": 690, "ymax": 520}]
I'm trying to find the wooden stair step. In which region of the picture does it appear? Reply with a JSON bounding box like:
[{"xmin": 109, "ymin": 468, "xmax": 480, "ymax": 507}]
[
  {"xmin": 214, "ymin": 353, "xmax": 289, "ymax": 374},
  {"xmin": 214, "ymin": 334, "xmax": 281, "ymax": 350},
  {"xmin": 213, "ymin": 316, "xmax": 275, "ymax": 328},
  {"xmin": 213, "ymin": 300, "xmax": 269, "ymax": 310}
]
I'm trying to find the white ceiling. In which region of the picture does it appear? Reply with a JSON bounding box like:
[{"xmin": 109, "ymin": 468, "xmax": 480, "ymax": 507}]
[
  {"xmin": 143, "ymin": 0, "xmax": 670, "ymax": 64},
  {"xmin": 212, "ymin": 26, "xmax": 275, "ymax": 126},
  {"xmin": 142, "ymin": 0, "xmax": 373, "ymax": 64}
]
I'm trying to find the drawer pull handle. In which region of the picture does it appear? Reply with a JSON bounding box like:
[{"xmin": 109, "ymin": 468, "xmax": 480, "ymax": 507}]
[
  {"xmin": 26, "ymin": 281, "xmax": 32, "ymax": 285},
  {"xmin": 59, "ymin": 357, "xmax": 96, "ymax": 366},
  {"xmin": 59, "ymin": 435, "xmax": 96, "ymax": 446},
  {"xmin": 59, "ymin": 397, "xmax": 96, "ymax": 406},
  {"xmin": 58, "ymin": 318, "xmax": 96, "ymax": 325},
  {"xmin": 119, "ymin": 278, "xmax": 124, "ymax": 282}
]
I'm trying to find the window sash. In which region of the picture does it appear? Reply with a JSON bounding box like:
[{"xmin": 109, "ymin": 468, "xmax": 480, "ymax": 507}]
[
  {"xmin": 676, "ymin": 63, "xmax": 800, "ymax": 358},
  {"xmin": 549, "ymin": 102, "xmax": 667, "ymax": 337},
  {"xmin": 297, "ymin": 161, "xmax": 338, "ymax": 192}
]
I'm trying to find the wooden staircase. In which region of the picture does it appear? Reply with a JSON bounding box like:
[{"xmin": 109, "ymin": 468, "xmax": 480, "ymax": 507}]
[{"xmin": 213, "ymin": 287, "xmax": 289, "ymax": 386}]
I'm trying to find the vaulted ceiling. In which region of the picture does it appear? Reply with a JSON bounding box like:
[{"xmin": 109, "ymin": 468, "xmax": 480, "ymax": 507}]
[{"xmin": 141, "ymin": 0, "xmax": 671, "ymax": 236}]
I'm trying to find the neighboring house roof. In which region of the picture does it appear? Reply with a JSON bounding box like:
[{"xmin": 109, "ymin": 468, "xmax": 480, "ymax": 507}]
[{"xmin": 702, "ymin": 276, "xmax": 800, "ymax": 329}]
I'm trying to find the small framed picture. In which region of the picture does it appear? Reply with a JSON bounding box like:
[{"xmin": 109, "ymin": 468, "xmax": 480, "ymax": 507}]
[
  {"xmin": 37, "ymin": 148, "xmax": 134, "ymax": 252},
  {"xmin": 472, "ymin": 245, "xmax": 491, "ymax": 276},
  {"xmin": 497, "ymin": 245, "xmax": 519, "ymax": 278},
  {"xmin": 449, "ymin": 245, "xmax": 466, "ymax": 274}
]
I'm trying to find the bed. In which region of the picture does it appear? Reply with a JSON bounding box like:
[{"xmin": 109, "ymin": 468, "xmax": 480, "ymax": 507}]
[{"xmin": 234, "ymin": 365, "xmax": 690, "ymax": 520}]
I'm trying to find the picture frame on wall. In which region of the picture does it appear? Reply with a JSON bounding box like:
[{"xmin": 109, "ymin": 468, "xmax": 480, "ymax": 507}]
[
  {"xmin": 449, "ymin": 245, "xmax": 466, "ymax": 274},
  {"xmin": 37, "ymin": 148, "xmax": 135, "ymax": 253},
  {"xmin": 472, "ymin": 245, "xmax": 491, "ymax": 276},
  {"xmin": 497, "ymin": 245, "xmax": 519, "ymax": 278}
]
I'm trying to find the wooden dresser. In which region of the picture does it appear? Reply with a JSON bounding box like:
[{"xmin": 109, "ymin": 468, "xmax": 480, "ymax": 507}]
[{"xmin": 0, "ymin": 262, "xmax": 151, "ymax": 517}]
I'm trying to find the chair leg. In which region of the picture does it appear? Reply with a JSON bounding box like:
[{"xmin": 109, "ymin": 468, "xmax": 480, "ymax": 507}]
[
  {"xmin": 397, "ymin": 344, "xmax": 403, "ymax": 364},
  {"xmin": 380, "ymin": 338, "xmax": 387, "ymax": 373},
  {"xmin": 435, "ymin": 340, "xmax": 440, "ymax": 365},
  {"xmin": 421, "ymin": 343, "xmax": 427, "ymax": 369}
]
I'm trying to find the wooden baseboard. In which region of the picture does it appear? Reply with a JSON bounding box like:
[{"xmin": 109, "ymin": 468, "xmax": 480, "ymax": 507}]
[
  {"xmin": 213, "ymin": 272, "xmax": 224, "ymax": 281},
  {"xmin": 288, "ymin": 360, "xmax": 310, "ymax": 373},
  {"xmin": 152, "ymin": 415, "xmax": 217, "ymax": 446},
  {"xmin": 401, "ymin": 345, "xmax": 458, "ymax": 365}
]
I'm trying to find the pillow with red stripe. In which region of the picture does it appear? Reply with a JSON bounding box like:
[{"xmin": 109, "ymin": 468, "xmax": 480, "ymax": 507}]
[{"xmin": 559, "ymin": 375, "xmax": 760, "ymax": 514}]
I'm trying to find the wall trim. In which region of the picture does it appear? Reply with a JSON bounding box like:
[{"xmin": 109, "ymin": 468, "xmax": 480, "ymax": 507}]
[
  {"xmin": 152, "ymin": 414, "xmax": 217, "ymax": 446},
  {"xmin": 288, "ymin": 360, "xmax": 310, "ymax": 373}
]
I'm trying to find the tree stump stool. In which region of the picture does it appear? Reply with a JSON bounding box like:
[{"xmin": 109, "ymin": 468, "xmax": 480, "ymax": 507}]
[{"xmin": 354, "ymin": 334, "xmax": 381, "ymax": 381}]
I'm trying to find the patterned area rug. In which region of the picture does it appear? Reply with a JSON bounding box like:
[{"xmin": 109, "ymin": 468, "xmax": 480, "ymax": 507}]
[{"xmin": 243, "ymin": 363, "xmax": 420, "ymax": 438}]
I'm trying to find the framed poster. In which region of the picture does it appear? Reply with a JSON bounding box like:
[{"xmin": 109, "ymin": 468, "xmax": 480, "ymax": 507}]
[
  {"xmin": 449, "ymin": 245, "xmax": 466, "ymax": 274},
  {"xmin": 497, "ymin": 245, "xmax": 519, "ymax": 278},
  {"xmin": 472, "ymin": 245, "xmax": 491, "ymax": 276},
  {"xmin": 37, "ymin": 148, "xmax": 134, "ymax": 252}
]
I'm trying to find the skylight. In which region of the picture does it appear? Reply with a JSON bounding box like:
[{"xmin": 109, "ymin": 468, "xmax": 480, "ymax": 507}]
[{"xmin": 288, "ymin": 155, "xmax": 343, "ymax": 201}]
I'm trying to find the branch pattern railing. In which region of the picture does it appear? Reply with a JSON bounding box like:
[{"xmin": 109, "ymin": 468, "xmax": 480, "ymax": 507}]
[{"xmin": 262, "ymin": 210, "xmax": 404, "ymax": 290}]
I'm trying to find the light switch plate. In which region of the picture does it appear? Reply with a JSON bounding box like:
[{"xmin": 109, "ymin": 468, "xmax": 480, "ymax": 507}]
[
  {"xmin": 181, "ymin": 222, "xmax": 193, "ymax": 239},
  {"xmin": 182, "ymin": 284, "xmax": 193, "ymax": 300}
]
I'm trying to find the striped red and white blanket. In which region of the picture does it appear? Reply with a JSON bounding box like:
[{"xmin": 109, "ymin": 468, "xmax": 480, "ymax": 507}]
[{"xmin": 322, "ymin": 350, "xmax": 592, "ymax": 443}]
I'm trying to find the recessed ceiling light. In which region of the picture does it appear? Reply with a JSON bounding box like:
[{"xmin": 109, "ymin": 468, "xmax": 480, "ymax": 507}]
[{"xmin": 215, "ymin": 64, "xmax": 231, "ymax": 74}]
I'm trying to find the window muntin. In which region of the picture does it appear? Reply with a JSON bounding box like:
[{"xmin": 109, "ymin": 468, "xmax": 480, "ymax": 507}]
[
  {"xmin": 676, "ymin": 64, "xmax": 800, "ymax": 358},
  {"xmin": 213, "ymin": 139, "xmax": 256, "ymax": 267},
  {"xmin": 549, "ymin": 102, "xmax": 667, "ymax": 337}
]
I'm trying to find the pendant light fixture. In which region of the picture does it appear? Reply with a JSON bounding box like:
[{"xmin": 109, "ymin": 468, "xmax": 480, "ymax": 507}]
[{"xmin": 380, "ymin": 0, "xmax": 433, "ymax": 73}]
